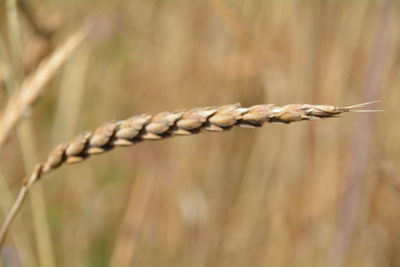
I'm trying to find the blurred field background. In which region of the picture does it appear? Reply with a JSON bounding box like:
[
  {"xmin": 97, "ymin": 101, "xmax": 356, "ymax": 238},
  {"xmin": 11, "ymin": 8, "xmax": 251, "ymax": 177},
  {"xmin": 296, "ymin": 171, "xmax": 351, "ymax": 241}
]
[{"xmin": 0, "ymin": 0, "xmax": 400, "ymax": 266}]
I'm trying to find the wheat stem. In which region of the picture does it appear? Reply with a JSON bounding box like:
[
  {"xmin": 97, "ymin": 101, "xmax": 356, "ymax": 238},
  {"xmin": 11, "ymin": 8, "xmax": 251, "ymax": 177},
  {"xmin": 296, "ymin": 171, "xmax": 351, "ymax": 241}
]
[
  {"xmin": 0, "ymin": 185, "xmax": 28, "ymax": 249},
  {"xmin": 0, "ymin": 24, "xmax": 89, "ymax": 153},
  {"xmin": 0, "ymin": 102, "xmax": 378, "ymax": 250}
]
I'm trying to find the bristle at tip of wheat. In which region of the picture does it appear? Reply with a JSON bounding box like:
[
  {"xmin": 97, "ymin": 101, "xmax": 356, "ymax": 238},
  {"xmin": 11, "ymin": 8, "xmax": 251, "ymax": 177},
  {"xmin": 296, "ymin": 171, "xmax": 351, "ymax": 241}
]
[{"xmin": 342, "ymin": 100, "xmax": 382, "ymax": 112}]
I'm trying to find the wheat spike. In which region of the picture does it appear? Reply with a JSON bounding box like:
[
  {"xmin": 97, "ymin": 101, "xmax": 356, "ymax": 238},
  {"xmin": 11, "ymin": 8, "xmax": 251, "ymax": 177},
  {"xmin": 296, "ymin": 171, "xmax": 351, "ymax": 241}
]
[{"xmin": 0, "ymin": 102, "xmax": 379, "ymax": 249}]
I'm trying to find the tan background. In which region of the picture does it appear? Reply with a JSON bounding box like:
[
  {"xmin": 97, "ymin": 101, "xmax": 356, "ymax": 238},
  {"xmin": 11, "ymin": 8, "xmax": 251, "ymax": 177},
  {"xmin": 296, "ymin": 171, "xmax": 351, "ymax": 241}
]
[{"xmin": 1, "ymin": 0, "xmax": 400, "ymax": 266}]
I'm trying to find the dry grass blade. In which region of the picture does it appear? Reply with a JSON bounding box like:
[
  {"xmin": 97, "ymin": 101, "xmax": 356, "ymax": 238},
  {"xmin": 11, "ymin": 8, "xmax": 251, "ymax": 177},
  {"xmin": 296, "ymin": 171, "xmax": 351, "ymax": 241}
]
[
  {"xmin": 0, "ymin": 101, "xmax": 378, "ymax": 250},
  {"xmin": 0, "ymin": 24, "xmax": 89, "ymax": 153}
]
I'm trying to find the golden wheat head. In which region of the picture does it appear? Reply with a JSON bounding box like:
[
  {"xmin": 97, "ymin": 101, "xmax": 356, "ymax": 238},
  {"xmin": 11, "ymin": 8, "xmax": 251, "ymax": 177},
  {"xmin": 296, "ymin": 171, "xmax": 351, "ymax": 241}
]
[{"xmin": 0, "ymin": 101, "xmax": 380, "ymax": 249}]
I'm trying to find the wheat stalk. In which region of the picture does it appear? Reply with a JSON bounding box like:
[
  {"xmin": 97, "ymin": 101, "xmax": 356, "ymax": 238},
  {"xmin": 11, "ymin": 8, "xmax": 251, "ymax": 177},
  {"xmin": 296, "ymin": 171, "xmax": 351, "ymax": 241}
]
[
  {"xmin": 0, "ymin": 101, "xmax": 379, "ymax": 250},
  {"xmin": 0, "ymin": 24, "xmax": 89, "ymax": 153}
]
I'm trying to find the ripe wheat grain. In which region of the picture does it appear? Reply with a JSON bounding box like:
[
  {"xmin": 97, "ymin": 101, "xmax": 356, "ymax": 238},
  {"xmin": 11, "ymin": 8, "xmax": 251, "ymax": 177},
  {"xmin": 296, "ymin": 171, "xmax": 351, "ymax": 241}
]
[{"xmin": 0, "ymin": 101, "xmax": 379, "ymax": 250}]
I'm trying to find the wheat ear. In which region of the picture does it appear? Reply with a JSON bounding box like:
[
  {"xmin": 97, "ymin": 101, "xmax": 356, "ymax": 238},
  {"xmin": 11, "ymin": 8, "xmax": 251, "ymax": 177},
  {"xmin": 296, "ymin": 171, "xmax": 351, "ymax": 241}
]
[{"xmin": 0, "ymin": 101, "xmax": 379, "ymax": 249}]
